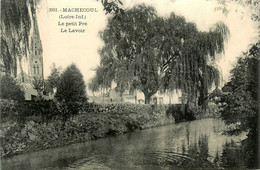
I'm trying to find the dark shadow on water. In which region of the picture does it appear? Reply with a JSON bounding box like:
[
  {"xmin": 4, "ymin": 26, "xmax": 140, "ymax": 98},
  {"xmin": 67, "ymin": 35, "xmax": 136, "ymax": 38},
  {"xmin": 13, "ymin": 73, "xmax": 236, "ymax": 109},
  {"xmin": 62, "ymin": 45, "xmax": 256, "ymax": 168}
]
[
  {"xmin": 219, "ymin": 140, "xmax": 245, "ymax": 168},
  {"xmin": 166, "ymin": 104, "xmax": 196, "ymax": 123}
]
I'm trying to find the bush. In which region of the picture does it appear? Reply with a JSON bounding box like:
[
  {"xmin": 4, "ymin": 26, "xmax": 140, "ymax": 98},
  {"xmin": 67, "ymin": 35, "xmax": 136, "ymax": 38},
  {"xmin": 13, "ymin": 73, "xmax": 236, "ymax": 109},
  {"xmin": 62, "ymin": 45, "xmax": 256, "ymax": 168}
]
[
  {"xmin": 166, "ymin": 104, "xmax": 196, "ymax": 123},
  {"xmin": 0, "ymin": 74, "xmax": 24, "ymax": 100},
  {"xmin": 0, "ymin": 99, "xmax": 59, "ymax": 123}
]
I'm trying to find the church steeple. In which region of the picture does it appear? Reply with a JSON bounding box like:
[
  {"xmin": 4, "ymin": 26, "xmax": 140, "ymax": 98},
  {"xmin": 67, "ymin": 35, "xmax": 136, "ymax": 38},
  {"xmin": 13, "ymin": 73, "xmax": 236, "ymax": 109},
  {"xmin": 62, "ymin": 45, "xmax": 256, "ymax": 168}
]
[{"xmin": 29, "ymin": 8, "xmax": 43, "ymax": 80}]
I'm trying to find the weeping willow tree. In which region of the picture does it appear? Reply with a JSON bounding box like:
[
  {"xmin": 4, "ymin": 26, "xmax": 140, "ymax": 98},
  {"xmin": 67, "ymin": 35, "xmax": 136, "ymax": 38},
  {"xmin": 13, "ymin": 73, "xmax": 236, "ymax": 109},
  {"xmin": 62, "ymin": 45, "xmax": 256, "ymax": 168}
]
[
  {"xmin": 95, "ymin": 4, "xmax": 229, "ymax": 104},
  {"xmin": 94, "ymin": 4, "xmax": 230, "ymax": 105},
  {"xmin": 161, "ymin": 14, "xmax": 229, "ymax": 108},
  {"xmin": 91, "ymin": 46, "xmax": 117, "ymax": 95}
]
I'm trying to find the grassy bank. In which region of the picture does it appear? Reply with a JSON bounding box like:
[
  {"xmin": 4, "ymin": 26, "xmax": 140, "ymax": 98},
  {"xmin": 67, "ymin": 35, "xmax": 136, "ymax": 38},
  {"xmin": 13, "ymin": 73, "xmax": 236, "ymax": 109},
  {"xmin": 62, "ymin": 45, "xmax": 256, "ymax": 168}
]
[
  {"xmin": 0, "ymin": 104, "xmax": 175, "ymax": 158},
  {"xmin": 1, "ymin": 101, "xmax": 220, "ymax": 159}
]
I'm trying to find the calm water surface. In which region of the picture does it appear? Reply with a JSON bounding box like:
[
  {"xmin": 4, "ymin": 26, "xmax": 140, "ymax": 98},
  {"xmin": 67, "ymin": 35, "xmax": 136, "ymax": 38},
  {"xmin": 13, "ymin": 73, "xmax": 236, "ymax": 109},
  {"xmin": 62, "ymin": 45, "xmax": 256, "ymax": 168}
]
[{"xmin": 2, "ymin": 118, "xmax": 247, "ymax": 169}]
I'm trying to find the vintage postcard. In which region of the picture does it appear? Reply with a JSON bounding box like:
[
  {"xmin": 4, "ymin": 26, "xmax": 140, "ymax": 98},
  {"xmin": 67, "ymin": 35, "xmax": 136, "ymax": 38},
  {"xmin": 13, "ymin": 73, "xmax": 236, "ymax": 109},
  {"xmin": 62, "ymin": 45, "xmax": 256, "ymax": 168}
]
[{"xmin": 1, "ymin": 0, "xmax": 259, "ymax": 169}]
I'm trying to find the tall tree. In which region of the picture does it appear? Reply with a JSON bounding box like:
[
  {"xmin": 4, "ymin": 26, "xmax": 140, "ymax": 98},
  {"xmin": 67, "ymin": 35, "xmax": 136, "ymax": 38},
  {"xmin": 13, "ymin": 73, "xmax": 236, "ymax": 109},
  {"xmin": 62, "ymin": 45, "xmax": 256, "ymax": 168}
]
[
  {"xmin": 167, "ymin": 20, "xmax": 229, "ymax": 108},
  {"xmin": 98, "ymin": 5, "xmax": 162, "ymax": 103},
  {"xmin": 220, "ymin": 41, "xmax": 259, "ymax": 168},
  {"xmin": 96, "ymin": 4, "xmax": 229, "ymax": 104},
  {"xmin": 55, "ymin": 64, "xmax": 87, "ymax": 118}
]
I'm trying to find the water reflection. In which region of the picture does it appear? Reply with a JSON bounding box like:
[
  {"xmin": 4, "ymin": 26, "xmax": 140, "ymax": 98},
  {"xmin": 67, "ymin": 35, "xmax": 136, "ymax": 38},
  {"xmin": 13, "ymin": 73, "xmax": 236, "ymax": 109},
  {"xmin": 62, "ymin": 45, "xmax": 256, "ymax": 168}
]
[
  {"xmin": 2, "ymin": 118, "xmax": 247, "ymax": 169},
  {"xmin": 219, "ymin": 140, "xmax": 245, "ymax": 168}
]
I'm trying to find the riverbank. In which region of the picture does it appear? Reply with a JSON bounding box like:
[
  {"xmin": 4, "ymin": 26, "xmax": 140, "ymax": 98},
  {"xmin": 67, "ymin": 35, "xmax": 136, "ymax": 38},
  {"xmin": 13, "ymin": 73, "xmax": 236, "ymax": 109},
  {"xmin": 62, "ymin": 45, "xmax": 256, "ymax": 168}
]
[
  {"xmin": 1, "ymin": 104, "xmax": 175, "ymax": 158},
  {"xmin": 2, "ymin": 118, "xmax": 247, "ymax": 170},
  {"xmin": 1, "ymin": 102, "xmax": 220, "ymax": 159}
]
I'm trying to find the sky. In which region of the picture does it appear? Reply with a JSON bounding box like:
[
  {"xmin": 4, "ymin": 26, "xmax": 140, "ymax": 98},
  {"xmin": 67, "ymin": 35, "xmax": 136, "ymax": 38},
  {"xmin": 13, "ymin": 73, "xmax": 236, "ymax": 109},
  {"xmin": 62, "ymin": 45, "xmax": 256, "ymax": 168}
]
[{"xmin": 37, "ymin": 0, "xmax": 258, "ymax": 85}]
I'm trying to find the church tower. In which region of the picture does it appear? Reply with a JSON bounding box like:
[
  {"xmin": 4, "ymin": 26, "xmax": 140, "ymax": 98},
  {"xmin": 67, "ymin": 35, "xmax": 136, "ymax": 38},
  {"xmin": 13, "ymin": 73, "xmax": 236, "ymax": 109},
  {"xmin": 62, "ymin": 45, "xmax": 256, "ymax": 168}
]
[
  {"xmin": 29, "ymin": 11, "xmax": 44, "ymax": 80},
  {"xmin": 14, "ymin": 0, "xmax": 44, "ymax": 84},
  {"xmin": 19, "ymin": 1, "xmax": 45, "ymax": 100}
]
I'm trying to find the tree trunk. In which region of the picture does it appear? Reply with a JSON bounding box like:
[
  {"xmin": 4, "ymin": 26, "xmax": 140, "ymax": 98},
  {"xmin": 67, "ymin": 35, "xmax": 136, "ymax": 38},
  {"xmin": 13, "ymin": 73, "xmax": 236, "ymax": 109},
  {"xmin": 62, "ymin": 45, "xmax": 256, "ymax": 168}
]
[
  {"xmin": 144, "ymin": 92, "xmax": 153, "ymax": 104},
  {"xmin": 144, "ymin": 96, "xmax": 150, "ymax": 104},
  {"xmin": 198, "ymin": 78, "xmax": 208, "ymax": 110}
]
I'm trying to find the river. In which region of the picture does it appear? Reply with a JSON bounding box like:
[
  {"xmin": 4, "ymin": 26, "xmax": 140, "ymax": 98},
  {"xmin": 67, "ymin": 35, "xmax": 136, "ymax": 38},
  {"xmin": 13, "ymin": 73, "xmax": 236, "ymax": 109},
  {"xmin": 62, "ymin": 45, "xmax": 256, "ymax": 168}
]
[{"xmin": 2, "ymin": 118, "xmax": 247, "ymax": 169}]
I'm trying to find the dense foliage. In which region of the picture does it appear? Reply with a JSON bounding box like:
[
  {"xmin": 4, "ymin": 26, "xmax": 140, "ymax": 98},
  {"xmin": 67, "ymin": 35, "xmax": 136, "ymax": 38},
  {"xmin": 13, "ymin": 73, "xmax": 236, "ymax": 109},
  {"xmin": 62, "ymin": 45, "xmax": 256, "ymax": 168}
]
[
  {"xmin": 55, "ymin": 64, "xmax": 87, "ymax": 120},
  {"xmin": 0, "ymin": 74, "xmax": 25, "ymax": 100},
  {"xmin": 0, "ymin": 99, "xmax": 59, "ymax": 123},
  {"xmin": 0, "ymin": 63, "xmax": 87, "ymax": 122},
  {"xmin": 93, "ymin": 4, "xmax": 229, "ymax": 105},
  {"xmin": 0, "ymin": 103, "xmax": 174, "ymax": 158},
  {"xmin": 220, "ymin": 41, "xmax": 259, "ymax": 168}
]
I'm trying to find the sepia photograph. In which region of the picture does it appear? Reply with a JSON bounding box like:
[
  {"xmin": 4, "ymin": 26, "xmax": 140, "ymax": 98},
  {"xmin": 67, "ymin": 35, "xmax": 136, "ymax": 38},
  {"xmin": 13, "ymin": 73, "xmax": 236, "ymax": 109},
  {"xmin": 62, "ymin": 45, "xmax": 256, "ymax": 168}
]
[{"xmin": 0, "ymin": 0, "xmax": 259, "ymax": 169}]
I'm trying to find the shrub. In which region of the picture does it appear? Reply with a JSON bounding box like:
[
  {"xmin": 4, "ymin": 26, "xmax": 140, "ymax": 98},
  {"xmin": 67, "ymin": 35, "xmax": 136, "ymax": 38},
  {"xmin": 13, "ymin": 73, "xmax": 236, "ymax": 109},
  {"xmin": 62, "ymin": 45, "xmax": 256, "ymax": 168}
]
[
  {"xmin": 0, "ymin": 99, "xmax": 59, "ymax": 123},
  {"xmin": 0, "ymin": 74, "xmax": 24, "ymax": 100},
  {"xmin": 166, "ymin": 104, "xmax": 196, "ymax": 123}
]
